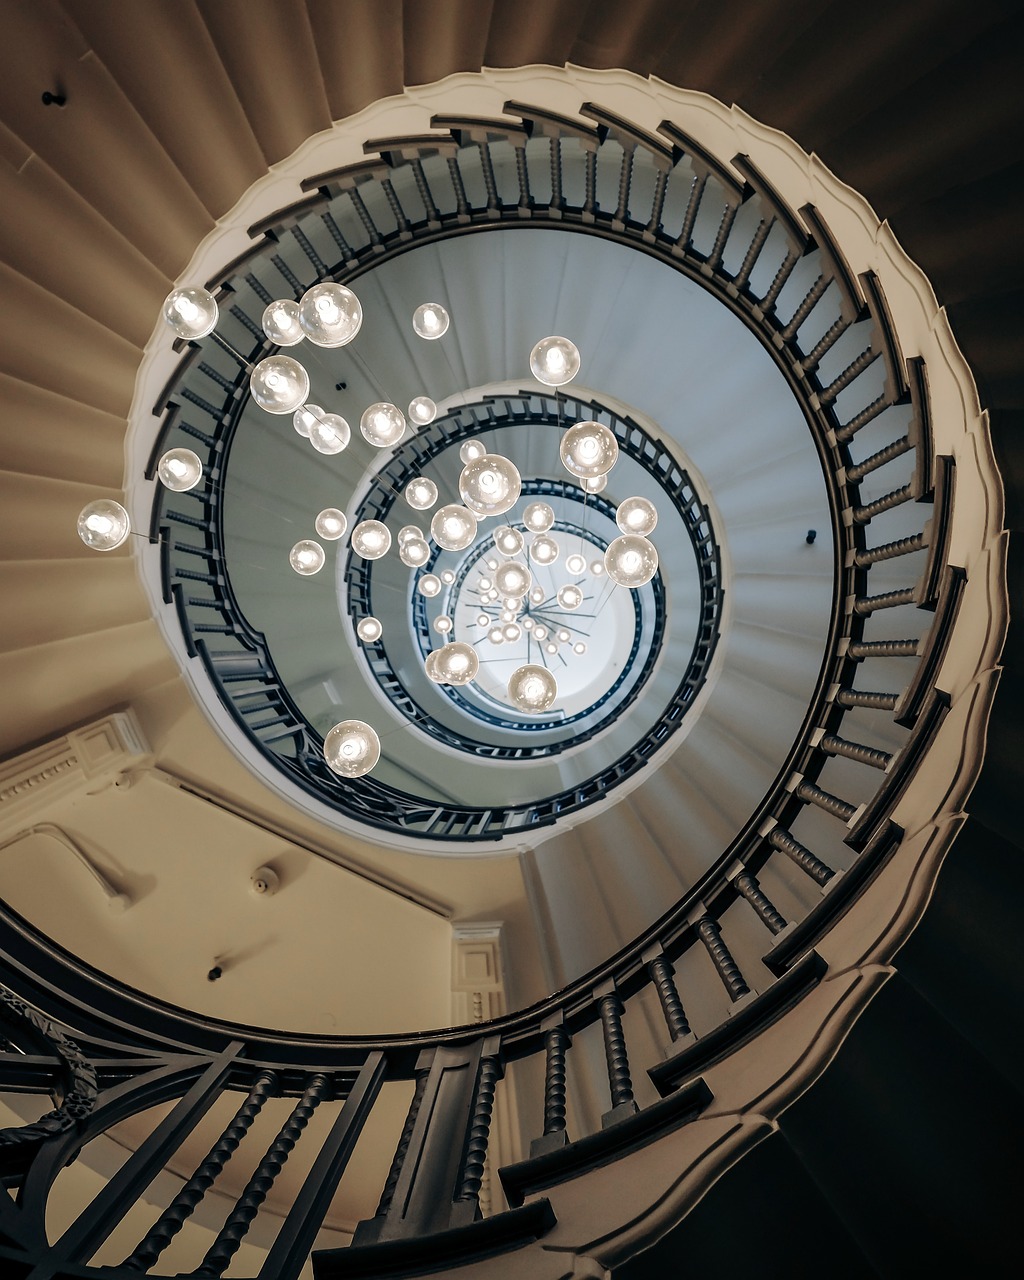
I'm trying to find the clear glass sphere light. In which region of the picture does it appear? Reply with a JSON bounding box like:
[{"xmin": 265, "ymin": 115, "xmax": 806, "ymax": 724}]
[
  {"xmin": 494, "ymin": 560, "xmax": 532, "ymax": 597},
  {"xmin": 460, "ymin": 440, "xmax": 486, "ymax": 464},
  {"xmin": 405, "ymin": 478, "xmax": 438, "ymax": 511},
  {"xmin": 399, "ymin": 537, "xmax": 431, "ymax": 568},
  {"xmin": 557, "ymin": 583, "xmax": 584, "ymax": 610},
  {"xmin": 494, "ymin": 526, "xmax": 525, "ymax": 556},
  {"xmin": 560, "ymin": 420, "xmax": 619, "ymax": 478},
  {"xmin": 162, "ymin": 287, "xmax": 218, "ymax": 340},
  {"xmin": 250, "ymin": 356, "xmax": 310, "ymax": 414},
  {"xmin": 432, "ymin": 641, "xmax": 479, "ymax": 685},
  {"xmin": 309, "ymin": 414, "xmax": 350, "ymax": 454},
  {"xmin": 315, "ymin": 508, "xmax": 347, "ymax": 540},
  {"xmin": 605, "ymin": 534, "xmax": 659, "ymax": 587},
  {"xmin": 412, "ymin": 303, "xmax": 450, "ymax": 340},
  {"xmin": 356, "ymin": 616, "xmax": 383, "ymax": 643},
  {"xmin": 350, "ymin": 520, "xmax": 392, "ymax": 560},
  {"xmin": 529, "ymin": 336, "xmax": 581, "ymax": 387},
  {"xmin": 616, "ymin": 496, "xmax": 658, "ymax": 536},
  {"xmin": 262, "ymin": 299, "xmax": 304, "ymax": 346},
  {"xmin": 431, "ymin": 504, "xmax": 477, "ymax": 551},
  {"xmin": 298, "ymin": 283, "xmax": 362, "ymax": 347},
  {"xmin": 360, "ymin": 402, "xmax": 406, "ymax": 448},
  {"xmin": 418, "ymin": 574, "xmax": 442, "ymax": 598},
  {"xmin": 289, "ymin": 540, "xmax": 325, "ymax": 575},
  {"xmin": 508, "ymin": 664, "xmax": 558, "ymax": 712},
  {"xmin": 530, "ymin": 534, "xmax": 560, "ymax": 566},
  {"xmin": 294, "ymin": 404, "xmax": 324, "ymax": 438},
  {"xmin": 408, "ymin": 396, "xmax": 437, "ymax": 426},
  {"xmin": 157, "ymin": 448, "xmax": 203, "ymax": 492},
  {"xmin": 77, "ymin": 499, "xmax": 130, "ymax": 551},
  {"xmin": 522, "ymin": 501, "xmax": 555, "ymax": 533},
  {"xmin": 459, "ymin": 454, "xmax": 522, "ymax": 517},
  {"xmin": 324, "ymin": 719, "xmax": 380, "ymax": 778}
]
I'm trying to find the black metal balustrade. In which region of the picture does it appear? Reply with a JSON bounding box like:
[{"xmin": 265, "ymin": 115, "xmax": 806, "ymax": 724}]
[{"xmin": 2, "ymin": 94, "xmax": 956, "ymax": 1277}]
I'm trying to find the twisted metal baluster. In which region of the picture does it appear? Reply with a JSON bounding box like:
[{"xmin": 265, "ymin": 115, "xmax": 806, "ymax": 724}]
[
  {"xmin": 769, "ymin": 826, "xmax": 835, "ymax": 886},
  {"xmin": 599, "ymin": 993, "xmax": 636, "ymax": 1111},
  {"xmin": 697, "ymin": 918, "xmax": 751, "ymax": 1002},
  {"xmin": 734, "ymin": 873, "xmax": 789, "ymax": 935},
  {"xmin": 457, "ymin": 1056, "xmax": 500, "ymax": 1207},
  {"xmin": 122, "ymin": 1071, "xmax": 278, "ymax": 1271},
  {"xmin": 196, "ymin": 1073, "xmax": 330, "ymax": 1278},
  {"xmin": 649, "ymin": 955, "xmax": 692, "ymax": 1041},
  {"xmin": 374, "ymin": 1069, "xmax": 429, "ymax": 1220},
  {"xmin": 542, "ymin": 1026, "xmax": 570, "ymax": 1136}
]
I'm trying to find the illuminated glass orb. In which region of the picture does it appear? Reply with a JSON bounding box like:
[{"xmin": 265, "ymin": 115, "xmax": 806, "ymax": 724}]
[
  {"xmin": 522, "ymin": 617, "xmax": 534, "ymax": 631},
  {"xmin": 294, "ymin": 404, "xmax": 324, "ymax": 438},
  {"xmin": 574, "ymin": 642, "xmax": 587, "ymax": 655},
  {"xmin": 546, "ymin": 642, "xmax": 558, "ymax": 655},
  {"xmin": 479, "ymin": 577, "xmax": 492, "ymax": 591},
  {"xmin": 262, "ymin": 299, "xmax": 304, "ymax": 346},
  {"xmin": 503, "ymin": 623, "xmax": 521, "ymax": 642},
  {"xmin": 360, "ymin": 402, "xmax": 406, "ymax": 448},
  {"xmin": 408, "ymin": 396, "xmax": 437, "ymax": 426},
  {"xmin": 350, "ymin": 520, "xmax": 391, "ymax": 560},
  {"xmin": 289, "ymin": 539, "xmax": 325, "ymax": 575},
  {"xmin": 418, "ymin": 573, "xmax": 442, "ymax": 598},
  {"xmin": 591, "ymin": 559, "xmax": 605, "ymax": 577},
  {"xmin": 530, "ymin": 535, "xmax": 560, "ymax": 566},
  {"xmin": 523, "ymin": 501, "xmax": 555, "ymax": 533},
  {"xmin": 500, "ymin": 609, "xmax": 517, "ymax": 623},
  {"xmin": 566, "ymin": 552, "xmax": 586, "ymax": 575},
  {"xmin": 616, "ymin": 496, "xmax": 658, "ymax": 536},
  {"xmin": 162, "ymin": 287, "xmax": 218, "ymax": 340},
  {"xmin": 557, "ymin": 629, "xmax": 571, "ymax": 642},
  {"xmin": 476, "ymin": 614, "xmax": 489, "ymax": 628},
  {"xmin": 433, "ymin": 641, "xmax": 479, "ymax": 685},
  {"xmin": 529, "ymin": 336, "xmax": 580, "ymax": 387},
  {"xmin": 356, "ymin": 616, "xmax": 383, "ymax": 643},
  {"xmin": 434, "ymin": 615, "xmax": 453, "ymax": 635},
  {"xmin": 425, "ymin": 649, "xmax": 443, "ymax": 683},
  {"xmin": 488, "ymin": 627, "xmax": 505, "ymax": 646},
  {"xmin": 157, "ymin": 448, "xmax": 203, "ymax": 492},
  {"xmin": 398, "ymin": 524, "xmax": 424, "ymax": 544},
  {"xmin": 315, "ymin": 508, "xmax": 347, "ymax": 540},
  {"xmin": 494, "ymin": 560, "xmax": 532, "ymax": 597},
  {"xmin": 298, "ymin": 283, "xmax": 362, "ymax": 347},
  {"xmin": 323, "ymin": 719, "xmax": 380, "ymax": 778},
  {"xmin": 431, "ymin": 504, "xmax": 477, "ymax": 551},
  {"xmin": 530, "ymin": 587, "xmax": 544, "ymax": 605},
  {"xmin": 441, "ymin": 570, "xmax": 455, "ymax": 585},
  {"xmin": 308, "ymin": 413, "xmax": 350, "ymax": 454},
  {"xmin": 503, "ymin": 595, "xmax": 522, "ymax": 610},
  {"xmin": 399, "ymin": 537, "xmax": 431, "ymax": 568},
  {"xmin": 508, "ymin": 664, "xmax": 558, "ymax": 712},
  {"xmin": 460, "ymin": 440, "xmax": 486, "ymax": 464},
  {"xmin": 459, "ymin": 453, "xmax": 522, "ymax": 517},
  {"xmin": 560, "ymin": 420, "xmax": 618, "ymax": 478},
  {"xmin": 605, "ymin": 534, "xmax": 659, "ymax": 587},
  {"xmin": 494, "ymin": 525, "xmax": 524, "ymax": 556},
  {"xmin": 557, "ymin": 583, "xmax": 584, "ymax": 610},
  {"xmin": 250, "ymin": 356, "xmax": 310, "ymax": 414},
  {"xmin": 534, "ymin": 624, "xmax": 548, "ymax": 640},
  {"xmin": 582, "ymin": 474, "xmax": 608, "ymax": 494},
  {"xmin": 412, "ymin": 302, "xmax": 450, "ymax": 339},
  {"xmin": 77, "ymin": 499, "xmax": 130, "ymax": 551},
  {"xmin": 405, "ymin": 477, "xmax": 438, "ymax": 511}
]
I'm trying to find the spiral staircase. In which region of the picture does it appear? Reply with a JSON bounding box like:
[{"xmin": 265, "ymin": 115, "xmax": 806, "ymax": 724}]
[{"xmin": 0, "ymin": 3, "xmax": 1019, "ymax": 1278}]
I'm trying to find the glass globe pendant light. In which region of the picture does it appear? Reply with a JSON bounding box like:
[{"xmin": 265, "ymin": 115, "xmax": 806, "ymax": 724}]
[
  {"xmin": 157, "ymin": 448, "xmax": 203, "ymax": 492},
  {"xmin": 460, "ymin": 439, "xmax": 486, "ymax": 464},
  {"xmin": 360, "ymin": 402, "xmax": 406, "ymax": 448},
  {"xmin": 433, "ymin": 615, "xmax": 453, "ymax": 635},
  {"xmin": 581, "ymin": 474, "xmax": 607, "ymax": 494},
  {"xmin": 430, "ymin": 504, "xmax": 477, "ymax": 551},
  {"xmin": 162, "ymin": 287, "xmax": 218, "ymax": 340},
  {"xmin": 261, "ymin": 299, "xmax": 304, "ymax": 346},
  {"xmin": 294, "ymin": 404, "xmax": 324, "ymax": 438},
  {"xmin": 508, "ymin": 664, "xmax": 558, "ymax": 712},
  {"xmin": 417, "ymin": 574, "xmax": 442, "ymax": 598},
  {"xmin": 494, "ymin": 560, "xmax": 532, "ymax": 598},
  {"xmin": 529, "ymin": 336, "xmax": 581, "ymax": 387},
  {"xmin": 605, "ymin": 534, "xmax": 659, "ymax": 587},
  {"xmin": 616, "ymin": 496, "xmax": 658, "ymax": 536},
  {"xmin": 522, "ymin": 501, "xmax": 555, "ymax": 533},
  {"xmin": 566, "ymin": 552, "xmax": 586, "ymax": 575},
  {"xmin": 289, "ymin": 540, "xmax": 326, "ymax": 575},
  {"xmin": 459, "ymin": 454, "xmax": 522, "ymax": 517},
  {"xmin": 412, "ymin": 303, "xmax": 450, "ymax": 339},
  {"xmin": 399, "ymin": 537, "xmax": 431, "ymax": 568},
  {"xmin": 431, "ymin": 641, "xmax": 479, "ymax": 685},
  {"xmin": 77, "ymin": 499, "xmax": 130, "ymax": 551},
  {"xmin": 404, "ymin": 477, "xmax": 438, "ymax": 510},
  {"xmin": 530, "ymin": 534, "xmax": 560, "ymax": 566},
  {"xmin": 408, "ymin": 396, "xmax": 437, "ymax": 426},
  {"xmin": 560, "ymin": 420, "xmax": 618, "ymax": 478},
  {"xmin": 315, "ymin": 508, "xmax": 347, "ymax": 540},
  {"xmin": 494, "ymin": 525, "xmax": 525, "ymax": 556},
  {"xmin": 308, "ymin": 414, "xmax": 350, "ymax": 454},
  {"xmin": 557, "ymin": 583, "xmax": 584, "ymax": 610},
  {"xmin": 323, "ymin": 719, "xmax": 380, "ymax": 778},
  {"xmin": 350, "ymin": 520, "xmax": 391, "ymax": 560},
  {"xmin": 250, "ymin": 356, "xmax": 310, "ymax": 414},
  {"xmin": 356, "ymin": 616, "xmax": 383, "ymax": 644},
  {"xmin": 298, "ymin": 283, "xmax": 362, "ymax": 347}
]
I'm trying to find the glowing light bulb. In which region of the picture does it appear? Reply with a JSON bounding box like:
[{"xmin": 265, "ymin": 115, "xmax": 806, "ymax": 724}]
[
  {"xmin": 262, "ymin": 299, "xmax": 303, "ymax": 346},
  {"xmin": 356, "ymin": 616, "xmax": 383, "ymax": 643},
  {"xmin": 494, "ymin": 526, "xmax": 525, "ymax": 556},
  {"xmin": 557, "ymin": 629, "xmax": 571, "ymax": 642},
  {"xmin": 294, "ymin": 404, "xmax": 324, "ymax": 438},
  {"xmin": 573, "ymin": 642, "xmax": 587, "ymax": 655},
  {"xmin": 590, "ymin": 559, "xmax": 605, "ymax": 577},
  {"xmin": 360, "ymin": 402, "xmax": 405, "ymax": 447},
  {"xmin": 408, "ymin": 396, "xmax": 437, "ymax": 426},
  {"xmin": 157, "ymin": 448, "xmax": 203, "ymax": 492},
  {"xmin": 315, "ymin": 508, "xmax": 347, "ymax": 540},
  {"xmin": 616, "ymin": 496, "xmax": 659, "ymax": 536},
  {"xmin": 432, "ymin": 641, "xmax": 479, "ymax": 685},
  {"xmin": 430, "ymin": 504, "xmax": 477, "ymax": 551},
  {"xmin": 418, "ymin": 573, "xmax": 442, "ymax": 598},
  {"xmin": 582, "ymin": 474, "xmax": 607, "ymax": 493},
  {"xmin": 545, "ymin": 642, "xmax": 558, "ymax": 655},
  {"xmin": 560, "ymin": 420, "xmax": 618, "ymax": 478},
  {"xmin": 494, "ymin": 560, "xmax": 532, "ymax": 597},
  {"xmin": 503, "ymin": 623, "xmax": 521, "ymax": 642},
  {"xmin": 404, "ymin": 477, "xmax": 438, "ymax": 511},
  {"xmin": 441, "ymin": 570, "xmax": 455, "ymax": 585},
  {"xmin": 412, "ymin": 303, "xmax": 450, "ymax": 339},
  {"xmin": 529, "ymin": 336, "xmax": 581, "ymax": 387},
  {"xmin": 605, "ymin": 534, "xmax": 658, "ymax": 587},
  {"xmin": 399, "ymin": 537, "xmax": 431, "ymax": 568},
  {"xmin": 557, "ymin": 584, "xmax": 583, "ymax": 610},
  {"xmin": 566, "ymin": 553, "xmax": 586, "ymax": 575},
  {"xmin": 534, "ymin": 625, "xmax": 548, "ymax": 641},
  {"xmin": 163, "ymin": 287, "xmax": 218, "ymax": 340},
  {"xmin": 460, "ymin": 440, "xmax": 486, "ymax": 464},
  {"xmin": 434, "ymin": 615, "xmax": 453, "ymax": 635},
  {"xmin": 289, "ymin": 540, "xmax": 325, "ymax": 575},
  {"xmin": 308, "ymin": 414, "xmax": 350, "ymax": 454},
  {"xmin": 250, "ymin": 356, "xmax": 310, "ymax": 414},
  {"xmin": 350, "ymin": 520, "xmax": 391, "ymax": 560},
  {"xmin": 530, "ymin": 535, "xmax": 560, "ymax": 566},
  {"xmin": 298, "ymin": 283, "xmax": 362, "ymax": 347},
  {"xmin": 323, "ymin": 720, "xmax": 380, "ymax": 777},
  {"xmin": 488, "ymin": 627, "xmax": 505, "ymax": 645},
  {"xmin": 522, "ymin": 501, "xmax": 555, "ymax": 533},
  {"xmin": 459, "ymin": 453, "xmax": 522, "ymax": 517},
  {"xmin": 398, "ymin": 525, "xmax": 424, "ymax": 545},
  {"xmin": 77, "ymin": 500, "xmax": 130, "ymax": 551}
]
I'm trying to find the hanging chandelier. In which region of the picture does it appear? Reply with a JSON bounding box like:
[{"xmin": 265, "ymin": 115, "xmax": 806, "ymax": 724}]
[{"xmin": 77, "ymin": 288, "xmax": 660, "ymax": 778}]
